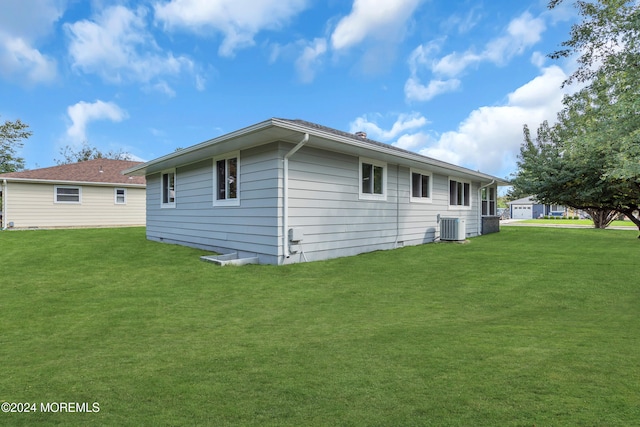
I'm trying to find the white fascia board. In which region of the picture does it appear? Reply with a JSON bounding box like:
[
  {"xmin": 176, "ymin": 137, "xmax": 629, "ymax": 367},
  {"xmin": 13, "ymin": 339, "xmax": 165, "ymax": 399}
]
[{"xmin": 2, "ymin": 177, "xmax": 145, "ymax": 188}]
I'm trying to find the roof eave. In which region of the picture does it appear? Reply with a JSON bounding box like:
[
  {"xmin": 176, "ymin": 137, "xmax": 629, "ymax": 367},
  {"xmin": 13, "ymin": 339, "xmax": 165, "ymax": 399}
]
[
  {"xmin": 124, "ymin": 117, "xmax": 510, "ymax": 185},
  {"xmin": 271, "ymin": 119, "xmax": 511, "ymax": 185},
  {"xmin": 2, "ymin": 177, "xmax": 146, "ymax": 187}
]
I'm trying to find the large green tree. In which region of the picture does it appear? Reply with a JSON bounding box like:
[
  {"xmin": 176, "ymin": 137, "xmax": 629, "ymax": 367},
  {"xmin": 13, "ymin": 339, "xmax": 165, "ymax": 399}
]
[
  {"xmin": 0, "ymin": 117, "xmax": 32, "ymax": 173},
  {"xmin": 513, "ymin": 0, "xmax": 640, "ymax": 233},
  {"xmin": 549, "ymin": 0, "xmax": 640, "ymax": 180}
]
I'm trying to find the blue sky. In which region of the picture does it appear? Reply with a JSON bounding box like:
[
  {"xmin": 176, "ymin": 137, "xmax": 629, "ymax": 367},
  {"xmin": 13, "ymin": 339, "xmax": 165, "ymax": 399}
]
[{"xmin": 1, "ymin": 0, "xmax": 578, "ymax": 179}]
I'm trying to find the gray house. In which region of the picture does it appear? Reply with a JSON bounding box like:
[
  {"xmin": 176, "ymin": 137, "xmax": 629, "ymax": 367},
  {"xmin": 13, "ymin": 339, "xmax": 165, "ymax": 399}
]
[
  {"xmin": 508, "ymin": 196, "xmax": 566, "ymax": 219},
  {"xmin": 124, "ymin": 118, "xmax": 508, "ymax": 265}
]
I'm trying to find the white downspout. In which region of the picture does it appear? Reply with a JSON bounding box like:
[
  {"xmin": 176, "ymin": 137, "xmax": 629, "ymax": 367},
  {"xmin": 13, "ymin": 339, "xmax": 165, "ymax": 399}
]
[
  {"xmin": 283, "ymin": 133, "xmax": 309, "ymax": 260},
  {"xmin": 1, "ymin": 179, "xmax": 7, "ymax": 230},
  {"xmin": 478, "ymin": 179, "xmax": 495, "ymax": 235}
]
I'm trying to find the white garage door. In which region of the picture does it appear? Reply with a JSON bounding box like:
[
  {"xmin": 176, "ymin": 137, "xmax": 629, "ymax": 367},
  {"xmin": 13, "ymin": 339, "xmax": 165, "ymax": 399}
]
[{"xmin": 512, "ymin": 205, "xmax": 532, "ymax": 219}]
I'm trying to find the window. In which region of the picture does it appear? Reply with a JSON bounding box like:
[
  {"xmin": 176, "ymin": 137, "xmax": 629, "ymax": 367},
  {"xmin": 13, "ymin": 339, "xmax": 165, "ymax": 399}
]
[
  {"xmin": 115, "ymin": 188, "xmax": 126, "ymax": 204},
  {"xmin": 410, "ymin": 169, "xmax": 432, "ymax": 203},
  {"xmin": 481, "ymin": 187, "xmax": 496, "ymax": 215},
  {"xmin": 213, "ymin": 152, "xmax": 240, "ymax": 206},
  {"xmin": 449, "ymin": 179, "xmax": 471, "ymax": 207},
  {"xmin": 55, "ymin": 186, "xmax": 81, "ymax": 203},
  {"xmin": 161, "ymin": 170, "xmax": 176, "ymax": 207},
  {"xmin": 359, "ymin": 158, "xmax": 387, "ymax": 200}
]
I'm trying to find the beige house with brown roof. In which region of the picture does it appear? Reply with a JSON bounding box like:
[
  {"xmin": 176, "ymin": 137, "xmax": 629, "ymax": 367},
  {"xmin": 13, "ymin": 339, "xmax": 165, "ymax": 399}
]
[{"xmin": 0, "ymin": 159, "xmax": 146, "ymax": 229}]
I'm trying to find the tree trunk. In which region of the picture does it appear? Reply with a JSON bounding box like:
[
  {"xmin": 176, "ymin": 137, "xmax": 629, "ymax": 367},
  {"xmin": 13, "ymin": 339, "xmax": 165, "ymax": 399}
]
[
  {"xmin": 618, "ymin": 208, "xmax": 640, "ymax": 238},
  {"xmin": 585, "ymin": 208, "xmax": 618, "ymax": 229}
]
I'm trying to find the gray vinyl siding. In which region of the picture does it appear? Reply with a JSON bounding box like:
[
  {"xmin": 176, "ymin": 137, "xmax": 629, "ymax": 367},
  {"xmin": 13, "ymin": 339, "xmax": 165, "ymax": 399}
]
[
  {"xmin": 145, "ymin": 143, "xmax": 283, "ymax": 264},
  {"xmin": 145, "ymin": 141, "xmax": 486, "ymax": 265},
  {"xmin": 284, "ymin": 146, "xmax": 481, "ymax": 263}
]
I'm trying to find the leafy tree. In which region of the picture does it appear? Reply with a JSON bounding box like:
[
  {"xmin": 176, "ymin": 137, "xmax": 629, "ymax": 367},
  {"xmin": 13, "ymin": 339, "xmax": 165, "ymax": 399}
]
[
  {"xmin": 1, "ymin": 117, "xmax": 32, "ymax": 173},
  {"xmin": 56, "ymin": 142, "xmax": 132, "ymax": 165},
  {"xmin": 549, "ymin": 0, "xmax": 640, "ymax": 180},
  {"xmin": 512, "ymin": 0, "xmax": 640, "ymax": 234},
  {"xmin": 513, "ymin": 120, "xmax": 630, "ymax": 229}
]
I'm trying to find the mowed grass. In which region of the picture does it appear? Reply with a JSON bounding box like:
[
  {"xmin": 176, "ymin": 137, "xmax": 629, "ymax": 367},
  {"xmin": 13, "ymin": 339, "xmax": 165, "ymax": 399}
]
[
  {"xmin": 520, "ymin": 218, "xmax": 635, "ymax": 227},
  {"xmin": 1, "ymin": 227, "xmax": 639, "ymax": 426}
]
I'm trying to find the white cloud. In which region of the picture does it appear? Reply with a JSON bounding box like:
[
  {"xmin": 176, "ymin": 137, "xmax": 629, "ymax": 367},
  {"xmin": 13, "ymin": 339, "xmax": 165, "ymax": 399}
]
[
  {"xmin": 66, "ymin": 100, "xmax": 128, "ymax": 144},
  {"xmin": 530, "ymin": 51, "xmax": 547, "ymax": 68},
  {"xmin": 404, "ymin": 77, "xmax": 461, "ymax": 102},
  {"xmin": 394, "ymin": 131, "xmax": 433, "ymax": 151},
  {"xmin": 0, "ymin": 0, "xmax": 64, "ymax": 84},
  {"xmin": 420, "ymin": 65, "xmax": 571, "ymax": 177},
  {"xmin": 442, "ymin": 8, "xmax": 482, "ymax": 34},
  {"xmin": 0, "ymin": 0, "xmax": 66, "ymax": 40},
  {"xmin": 154, "ymin": 0, "xmax": 308, "ymax": 57},
  {"xmin": 0, "ymin": 36, "xmax": 57, "ymax": 84},
  {"xmin": 331, "ymin": 0, "xmax": 422, "ymax": 51},
  {"xmin": 295, "ymin": 38, "xmax": 328, "ymax": 83},
  {"xmin": 65, "ymin": 5, "xmax": 193, "ymax": 90},
  {"xmin": 195, "ymin": 74, "xmax": 206, "ymax": 91},
  {"xmin": 349, "ymin": 112, "xmax": 429, "ymax": 141},
  {"xmin": 358, "ymin": 66, "xmax": 573, "ymax": 177},
  {"xmin": 483, "ymin": 12, "xmax": 546, "ymax": 65},
  {"xmin": 405, "ymin": 11, "xmax": 547, "ymax": 102}
]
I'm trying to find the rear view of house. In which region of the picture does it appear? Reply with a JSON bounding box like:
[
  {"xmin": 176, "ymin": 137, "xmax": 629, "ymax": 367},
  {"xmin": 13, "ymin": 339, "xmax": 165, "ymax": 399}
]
[
  {"xmin": 124, "ymin": 118, "xmax": 507, "ymax": 265},
  {"xmin": 1, "ymin": 159, "xmax": 146, "ymax": 229}
]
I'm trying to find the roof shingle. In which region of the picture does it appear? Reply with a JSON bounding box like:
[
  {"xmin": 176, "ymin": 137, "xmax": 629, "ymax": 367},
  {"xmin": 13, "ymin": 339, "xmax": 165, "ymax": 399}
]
[{"xmin": 0, "ymin": 159, "xmax": 146, "ymax": 185}]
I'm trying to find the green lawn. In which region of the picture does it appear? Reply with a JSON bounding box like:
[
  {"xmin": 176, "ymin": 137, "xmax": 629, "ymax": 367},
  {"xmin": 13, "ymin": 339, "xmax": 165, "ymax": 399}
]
[
  {"xmin": 519, "ymin": 218, "xmax": 635, "ymax": 227},
  {"xmin": 1, "ymin": 227, "xmax": 639, "ymax": 426}
]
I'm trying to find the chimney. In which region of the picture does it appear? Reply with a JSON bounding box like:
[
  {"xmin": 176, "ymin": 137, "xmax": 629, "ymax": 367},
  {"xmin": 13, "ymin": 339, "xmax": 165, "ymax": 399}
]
[{"xmin": 355, "ymin": 131, "xmax": 367, "ymax": 139}]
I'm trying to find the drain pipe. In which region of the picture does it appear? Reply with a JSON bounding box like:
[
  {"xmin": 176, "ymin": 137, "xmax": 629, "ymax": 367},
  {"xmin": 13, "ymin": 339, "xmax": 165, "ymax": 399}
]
[
  {"xmin": 478, "ymin": 179, "xmax": 495, "ymax": 235},
  {"xmin": 283, "ymin": 133, "xmax": 309, "ymax": 260},
  {"xmin": 1, "ymin": 179, "xmax": 7, "ymax": 230}
]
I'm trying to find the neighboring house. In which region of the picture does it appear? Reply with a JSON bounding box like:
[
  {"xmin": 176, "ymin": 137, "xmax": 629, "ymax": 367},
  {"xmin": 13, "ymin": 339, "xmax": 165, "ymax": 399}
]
[
  {"xmin": 0, "ymin": 159, "xmax": 146, "ymax": 229},
  {"xmin": 124, "ymin": 118, "xmax": 508, "ymax": 265},
  {"xmin": 508, "ymin": 196, "xmax": 566, "ymax": 219}
]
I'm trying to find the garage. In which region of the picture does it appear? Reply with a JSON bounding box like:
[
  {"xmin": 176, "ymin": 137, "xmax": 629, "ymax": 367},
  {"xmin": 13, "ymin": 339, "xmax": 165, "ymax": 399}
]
[{"xmin": 511, "ymin": 205, "xmax": 533, "ymax": 219}]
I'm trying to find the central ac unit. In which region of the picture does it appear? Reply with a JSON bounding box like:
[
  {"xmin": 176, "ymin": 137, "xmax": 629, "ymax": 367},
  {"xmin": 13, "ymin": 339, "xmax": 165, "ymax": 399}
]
[{"xmin": 440, "ymin": 217, "xmax": 466, "ymax": 241}]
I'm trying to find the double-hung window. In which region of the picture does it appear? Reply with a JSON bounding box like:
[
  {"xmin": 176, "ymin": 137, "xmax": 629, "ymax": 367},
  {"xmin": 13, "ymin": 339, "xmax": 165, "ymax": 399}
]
[
  {"xmin": 161, "ymin": 170, "xmax": 176, "ymax": 208},
  {"xmin": 481, "ymin": 187, "xmax": 496, "ymax": 216},
  {"xmin": 214, "ymin": 152, "xmax": 240, "ymax": 206},
  {"xmin": 410, "ymin": 169, "xmax": 432, "ymax": 203},
  {"xmin": 55, "ymin": 186, "xmax": 81, "ymax": 203},
  {"xmin": 449, "ymin": 179, "xmax": 471, "ymax": 208},
  {"xmin": 359, "ymin": 158, "xmax": 386, "ymax": 200},
  {"xmin": 115, "ymin": 188, "xmax": 126, "ymax": 204}
]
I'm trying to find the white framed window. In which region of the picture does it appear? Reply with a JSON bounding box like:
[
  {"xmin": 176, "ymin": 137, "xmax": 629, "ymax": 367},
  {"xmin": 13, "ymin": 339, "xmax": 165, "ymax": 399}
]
[
  {"xmin": 213, "ymin": 151, "xmax": 240, "ymax": 207},
  {"xmin": 410, "ymin": 169, "xmax": 432, "ymax": 203},
  {"xmin": 481, "ymin": 187, "xmax": 496, "ymax": 216},
  {"xmin": 161, "ymin": 170, "xmax": 176, "ymax": 208},
  {"xmin": 54, "ymin": 186, "xmax": 81, "ymax": 203},
  {"xmin": 359, "ymin": 158, "xmax": 387, "ymax": 201},
  {"xmin": 449, "ymin": 178, "xmax": 471, "ymax": 208},
  {"xmin": 115, "ymin": 188, "xmax": 126, "ymax": 205}
]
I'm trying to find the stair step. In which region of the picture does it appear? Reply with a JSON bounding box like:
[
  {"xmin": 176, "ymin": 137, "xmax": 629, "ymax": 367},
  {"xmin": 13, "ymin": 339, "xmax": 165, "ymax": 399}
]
[{"xmin": 200, "ymin": 253, "xmax": 259, "ymax": 266}]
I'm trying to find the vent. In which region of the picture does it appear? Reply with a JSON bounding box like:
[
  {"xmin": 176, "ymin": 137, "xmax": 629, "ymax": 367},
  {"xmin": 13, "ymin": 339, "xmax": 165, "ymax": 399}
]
[{"xmin": 440, "ymin": 217, "xmax": 466, "ymax": 241}]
